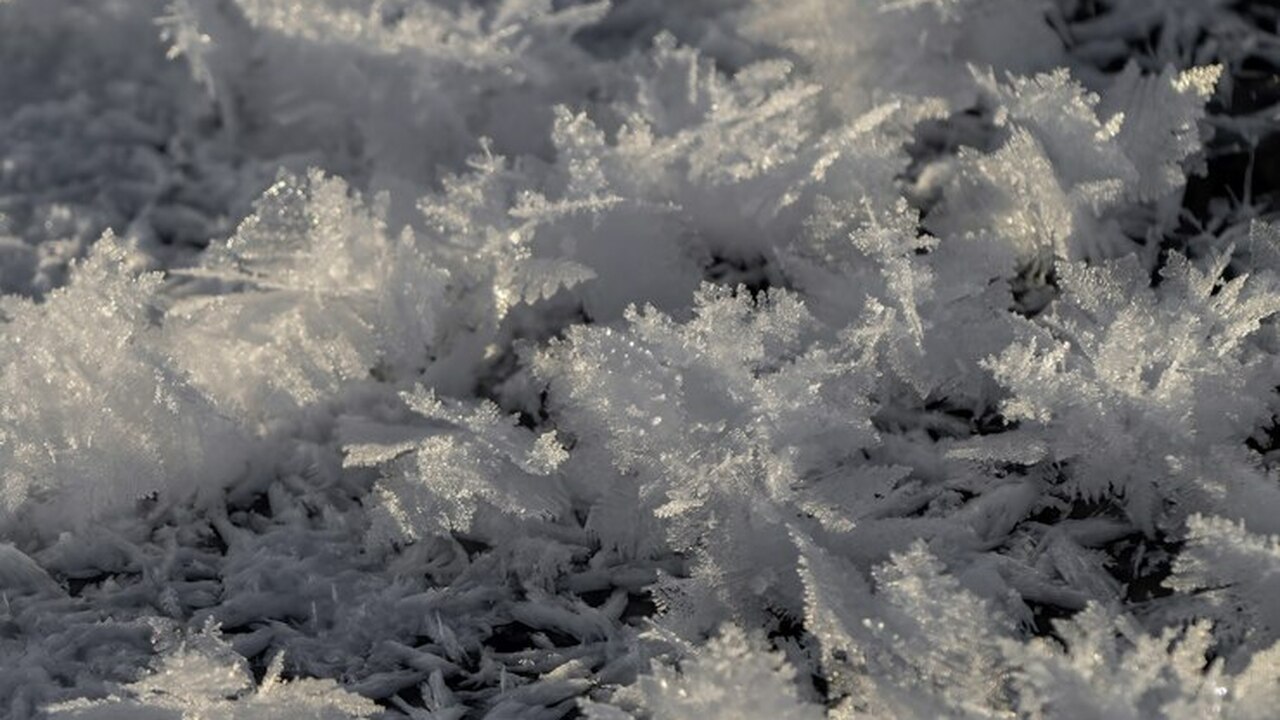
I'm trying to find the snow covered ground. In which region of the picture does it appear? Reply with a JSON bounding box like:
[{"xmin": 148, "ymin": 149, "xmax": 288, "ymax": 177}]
[{"xmin": 4, "ymin": 1, "xmax": 1280, "ymax": 717}]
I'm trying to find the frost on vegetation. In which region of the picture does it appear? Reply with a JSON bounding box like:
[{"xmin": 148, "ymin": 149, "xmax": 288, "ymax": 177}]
[
  {"xmin": 984, "ymin": 250, "xmax": 1280, "ymax": 536},
  {"xmin": 45, "ymin": 624, "xmax": 379, "ymax": 720},
  {"xmin": 743, "ymin": 0, "xmax": 1066, "ymax": 114},
  {"xmin": 1003, "ymin": 603, "xmax": 1280, "ymax": 720},
  {"xmin": 1167, "ymin": 515, "xmax": 1280, "ymax": 661},
  {"xmin": 0, "ymin": 235, "xmax": 244, "ymax": 532},
  {"xmin": 795, "ymin": 536, "xmax": 1010, "ymax": 718},
  {"xmin": 593, "ymin": 536, "xmax": 1280, "ymax": 719},
  {"xmin": 928, "ymin": 63, "xmax": 1221, "ymax": 269},
  {"xmin": 5, "ymin": 0, "xmax": 1280, "ymax": 718},
  {"xmin": 531, "ymin": 284, "xmax": 1002, "ymax": 635},
  {"xmin": 1100, "ymin": 62, "xmax": 1223, "ymax": 203},
  {"xmin": 169, "ymin": 169, "xmax": 446, "ymax": 420},
  {"xmin": 159, "ymin": 0, "xmax": 611, "ymax": 182},
  {"xmin": 349, "ymin": 386, "xmax": 570, "ymax": 544},
  {"xmin": 582, "ymin": 625, "xmax": 824, "ymax": 720},
  {"xmin": 724, "ymin": 535, "xmax": 1280, "ymax": 719}
]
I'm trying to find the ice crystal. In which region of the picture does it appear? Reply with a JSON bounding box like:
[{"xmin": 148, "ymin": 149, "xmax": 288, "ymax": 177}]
[
  {"xmin": 0, "ymin": 235, "xmax": 243, "ymax": 531},
  {"xmin": 582, "ymin": 625, "xmax": 824, "ymax": 720},
  {"xmin": 45, "ymin": 625, "xmax": 379, "ymax": 719},
  {"xmin": 3, "ymin": 0, "xmax": 1279, "ymax": 718},
  {"xmin": 169, "ymin": 169, "xmax": 446, "ymax": 419},
  {"xmin": 351, "ymin": 386, "xmax": 570, "ymax": 544}
]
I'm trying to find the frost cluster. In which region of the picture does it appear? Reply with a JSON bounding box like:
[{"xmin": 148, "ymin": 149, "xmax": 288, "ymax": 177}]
[{"xmin": 4, "ymin": 0, "xmax": 1280, "ymax": 718}]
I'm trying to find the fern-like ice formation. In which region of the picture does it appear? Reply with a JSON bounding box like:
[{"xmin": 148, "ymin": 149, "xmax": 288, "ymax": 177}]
[{"xmin": 4, "ymin": 0, "xmax": 1280, "ymax": 718}]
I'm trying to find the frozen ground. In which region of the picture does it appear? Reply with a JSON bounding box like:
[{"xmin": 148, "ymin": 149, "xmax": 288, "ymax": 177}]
[{"xmin": 4, "ymin": 1, "xmax": 1280, "ymax": 718}]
